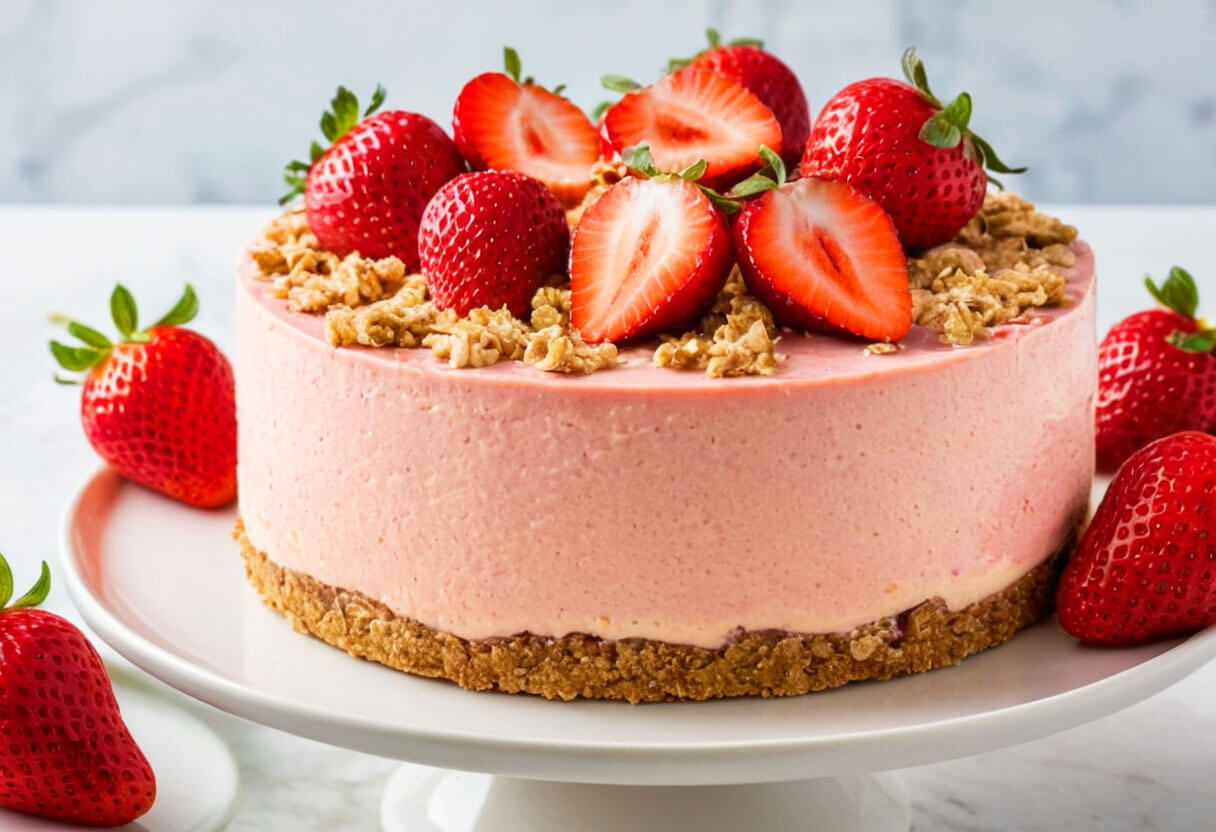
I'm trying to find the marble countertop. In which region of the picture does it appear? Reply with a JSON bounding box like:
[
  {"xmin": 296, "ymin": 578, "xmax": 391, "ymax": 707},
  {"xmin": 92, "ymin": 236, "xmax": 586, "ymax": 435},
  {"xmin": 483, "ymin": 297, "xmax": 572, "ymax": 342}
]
[{"xmin": 0, "ymin": 205, "xmax": 1213, "ymax": 831}]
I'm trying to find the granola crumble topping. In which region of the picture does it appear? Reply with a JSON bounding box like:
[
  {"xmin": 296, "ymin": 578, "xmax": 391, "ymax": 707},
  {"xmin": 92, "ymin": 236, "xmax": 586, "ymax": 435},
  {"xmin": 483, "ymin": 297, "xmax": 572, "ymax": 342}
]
[
  {"xmin": 907, "ymin": 193, "xmax": 1077, "ymax": 346},
  {"xmin": 250, "ymin": 210, "xmax": 407, "ymax": 313},
  {"xmin": 250, "ymin": 191, "xmax": 1083, "ymax": 373},
  {"xmin": 653, "ymin": 268, "xmax": 783, "ymax": 377}
]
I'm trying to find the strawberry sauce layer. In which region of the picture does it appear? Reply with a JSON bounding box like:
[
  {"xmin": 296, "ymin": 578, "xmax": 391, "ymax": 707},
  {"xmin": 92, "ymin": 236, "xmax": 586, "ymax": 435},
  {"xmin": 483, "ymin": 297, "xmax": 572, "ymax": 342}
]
[{"xmin": 235, "ymin": 243, "xmax": 1096, "ymax": 647}]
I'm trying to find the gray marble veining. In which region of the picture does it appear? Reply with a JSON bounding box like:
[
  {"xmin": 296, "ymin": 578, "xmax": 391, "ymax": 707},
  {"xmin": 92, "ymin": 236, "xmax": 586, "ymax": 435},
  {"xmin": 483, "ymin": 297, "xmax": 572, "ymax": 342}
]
[{"xmin": 2, "ymin": 0, "xmax": 1214, "ymax": 205}]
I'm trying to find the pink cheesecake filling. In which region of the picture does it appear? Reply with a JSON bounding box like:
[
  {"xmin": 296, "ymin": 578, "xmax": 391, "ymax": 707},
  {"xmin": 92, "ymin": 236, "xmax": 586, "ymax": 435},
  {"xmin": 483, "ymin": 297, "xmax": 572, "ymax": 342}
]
[{"xmin": 235, "ymin": 244, "xmax": 1096, "ymax": 648}]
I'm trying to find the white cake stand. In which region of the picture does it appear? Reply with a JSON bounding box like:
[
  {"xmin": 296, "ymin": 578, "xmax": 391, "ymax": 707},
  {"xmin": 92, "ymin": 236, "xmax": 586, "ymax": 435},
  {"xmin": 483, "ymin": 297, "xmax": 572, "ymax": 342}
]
[{"xmin": 60, "ymin": 469, "xmax": 1216, "ymax": 832}]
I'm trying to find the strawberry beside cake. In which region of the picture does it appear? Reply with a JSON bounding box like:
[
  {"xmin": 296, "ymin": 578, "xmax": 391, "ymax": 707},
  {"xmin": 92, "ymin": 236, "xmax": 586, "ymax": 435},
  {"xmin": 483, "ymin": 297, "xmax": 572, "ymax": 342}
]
[{"xmin": 235, "ymin": 41, "xmax": 1097, "ymax": 701}]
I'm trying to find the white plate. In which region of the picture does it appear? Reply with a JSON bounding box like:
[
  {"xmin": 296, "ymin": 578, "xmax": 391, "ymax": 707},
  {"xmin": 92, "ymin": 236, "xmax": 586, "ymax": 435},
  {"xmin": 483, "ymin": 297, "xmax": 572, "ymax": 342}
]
[
  {"xmin": 60, "ymin": 469, "xmax": 1216, "ymax": 787},
  {"xmin": 1, "ymin": 662, "xmax": 238, "ymax": 832}
]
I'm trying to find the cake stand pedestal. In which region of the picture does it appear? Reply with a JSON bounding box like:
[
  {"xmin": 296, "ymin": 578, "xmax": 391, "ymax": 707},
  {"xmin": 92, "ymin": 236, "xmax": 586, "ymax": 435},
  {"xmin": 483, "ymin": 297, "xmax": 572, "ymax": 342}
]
[
  {"xmin": 378, "ymin": 766, "xmax": 908, "ymax": 831},
  {"xmin": 61, "ymin": 470, "xmax": 1216, "ymax": 832}
]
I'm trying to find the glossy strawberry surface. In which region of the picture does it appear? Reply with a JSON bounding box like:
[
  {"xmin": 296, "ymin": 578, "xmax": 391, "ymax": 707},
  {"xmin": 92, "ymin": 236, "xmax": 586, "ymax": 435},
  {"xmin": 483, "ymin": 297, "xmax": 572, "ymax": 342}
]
[
  {"xmin": 306, "ymin": 110, "xmax": 466, "ymax": 267},
  {"xmin": 1057, "ymin": 431, "xmax": 1216, "ymax": 646},
  {"xmin": 419, "ymin": 170, "xmax": 569, "ymax": 318},
  {"xmin": 81, "ymin": 326, "xmax": 236, "ymax": 508}
]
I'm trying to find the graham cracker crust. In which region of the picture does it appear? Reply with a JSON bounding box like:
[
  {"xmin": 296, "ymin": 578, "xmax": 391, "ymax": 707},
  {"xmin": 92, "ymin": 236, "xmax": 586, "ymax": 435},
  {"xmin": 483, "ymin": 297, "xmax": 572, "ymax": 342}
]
[{"xmin": 236, "ymin": 520, "xmax": 1066, "ymax": 703}]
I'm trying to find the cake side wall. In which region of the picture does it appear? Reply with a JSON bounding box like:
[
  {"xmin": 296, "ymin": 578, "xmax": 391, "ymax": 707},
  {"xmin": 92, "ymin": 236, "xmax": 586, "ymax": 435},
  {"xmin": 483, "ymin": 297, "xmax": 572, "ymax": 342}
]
[{"xmin": 234, "ymin": 273, "xmax": 1096, "ymax": 648}]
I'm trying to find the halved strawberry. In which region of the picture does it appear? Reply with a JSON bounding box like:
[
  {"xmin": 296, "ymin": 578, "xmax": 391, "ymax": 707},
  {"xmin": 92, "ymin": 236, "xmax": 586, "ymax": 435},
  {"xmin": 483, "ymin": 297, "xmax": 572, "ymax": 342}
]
[
  {"xmin": 733, "ymin": 177, "xmax": 911, "ymax": 341},
  {"xmin": 570, "ymin": 175, "xmax": 733, "ymax": 343},
  {"xmin": 600, "ymin": 68, "xmax": 782, "ymax": 189},
  {"xmin": 453, "ymin": 48, "xmax": 599, "ymax": 208}
]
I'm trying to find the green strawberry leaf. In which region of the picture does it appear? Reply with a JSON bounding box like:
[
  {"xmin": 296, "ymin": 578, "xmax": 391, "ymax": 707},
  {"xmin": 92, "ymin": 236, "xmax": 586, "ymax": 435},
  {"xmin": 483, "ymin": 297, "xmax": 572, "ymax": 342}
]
[
  {"xmin": 155, "ymin": 284, "xmax": 199, "ymax": 328},
  {"xmin": 706, "ymin": 27, "xmax": 721, "ymax": 48},
  {"xmin": 363, "ymin": 84, "xmax": 386, "ymax": 118},
  {"xmin": 67, "ymin": 321, "xmax": 111, "ymax": 349},
  {"xmin": 590, "ymin": 100, "xmax": 611, "ymax": 121},
  {"xmin": 504, "ymin": 46, "xmax": 522, "ymax": 83},
  {"xmin": 330, "ymin": 86, "xmax": 360, "ymax": 136},
  {"xmin": 10, "ymin": 561, "xmax": 50, "ymax": 609},
  {"xmin": 901, "ymin": 46, "xmax": 939, "ymax": 106},
  {"xmin": 727, "ymin": 173, "xmax": 779, "ymax": 198},
  {"xmin": 0, "ymin": 554, "xmax": 12, "ymax": 609},
  {"xmin": 969, "ymin": 132, "xmax": 1027, "ymax": 174},
  {"xmin": 703, "ymin": 188, "xmax": 741, "ymax": 216},
  {"xmin": 758, "ymin": 144, "xmax": 786, "ymax": 186},
  {"xmin": 903, "ymin": 47, "xmax": 1026, "ymax": 177},
  {"xmin": 1168, "ymin": 330, "xmax": 1216, "ymax": 353},
  {"xmin": 281, "ymin": 83, "xmax": 387, "ymax": 205},
  {"xmin": 678, "ymin": 158, "xmax": 708, "ymax": 182},
  {"xmin": 918, "ymin": 112, "xmax": 962, "ymax": 149},
  {"xmin": 602, "ymin": 74, "xmax": 641, "ymax": 93},
  {"xmin": 110, "ymin": 284, "xmax": 138, "ymax": 337},
  {"xmin": 1146, "ymin": 267, "xmax": 1200, "ymax": 319},
  {"xmin": 626, "ymin": 144, "xmax": 659, "ymax": 176},
  {"xmin": 50, "ymin": 341, "xmax": 103, "ymax": 372},
  {"xmin": 552, "ymin": 83, "xmax": 567, "ymax": 95},
  {"xmin": 941, "ymin": 92, "xmax": 973, "ymax": 131}
]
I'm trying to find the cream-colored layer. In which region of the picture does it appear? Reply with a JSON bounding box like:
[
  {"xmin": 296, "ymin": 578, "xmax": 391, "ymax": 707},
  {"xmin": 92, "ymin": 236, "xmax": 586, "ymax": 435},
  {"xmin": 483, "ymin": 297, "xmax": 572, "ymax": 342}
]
[{"xmin": 235, "ymin": 245, "xmax": 1096, "ymax": 648}]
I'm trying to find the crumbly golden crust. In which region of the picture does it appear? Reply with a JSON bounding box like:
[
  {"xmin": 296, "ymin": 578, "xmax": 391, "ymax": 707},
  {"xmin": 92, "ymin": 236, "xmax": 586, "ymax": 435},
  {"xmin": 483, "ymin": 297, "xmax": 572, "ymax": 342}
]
[
  {"xmin": 908, "ymin": 193, "xmax": 1078, "ymax": 346},
  {"xmin": 236, "ymin": 520, "xmax": 1067, "ymax": 703}
]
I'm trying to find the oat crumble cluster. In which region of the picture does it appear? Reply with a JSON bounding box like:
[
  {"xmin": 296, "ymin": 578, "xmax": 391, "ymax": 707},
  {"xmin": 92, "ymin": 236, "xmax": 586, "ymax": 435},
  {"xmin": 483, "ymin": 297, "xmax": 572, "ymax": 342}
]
[
  {"xmin": 249, "ymin": 191, "xmax": 1080, "ymax": 373},
  {"xmin": 653, "ymin": 268, "xmax": 782, "ymax": 377},
  {"xmin": 907, "ymin": 192, "xmax": 1078, "ymax": 346},
  {"xmin": 252, "ymin": 210, "xmax": 617, "ymax": 374}
]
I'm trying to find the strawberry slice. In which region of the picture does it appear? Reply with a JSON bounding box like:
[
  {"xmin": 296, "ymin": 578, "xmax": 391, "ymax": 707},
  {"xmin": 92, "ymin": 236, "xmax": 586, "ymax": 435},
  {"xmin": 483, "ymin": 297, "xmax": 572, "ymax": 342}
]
[
  {"xmin": 733, "ymin": 177, "xmax": 911, "ymax": 341},
  {"xmin": 601, "ymin": 68, "xmax": 782, "ymax": 189},
  {"xmin": 453, "ymin": 50, "xmax": 599, "ymax": 208},
  {"xmin": 570, "ymin": 176, "xmax": 733, "ymax": 343}
]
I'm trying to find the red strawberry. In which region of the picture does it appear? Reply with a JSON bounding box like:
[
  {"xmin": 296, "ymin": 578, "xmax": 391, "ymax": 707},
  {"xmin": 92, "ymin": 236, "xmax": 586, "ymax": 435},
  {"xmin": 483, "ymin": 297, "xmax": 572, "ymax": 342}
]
[
  {"xmin": 419, "ymin": 170, "xmax": 569, "ymax": 318},
  {"xmin": 453, "ymin": 47, "xmax": 600, "ymax": 209},
  {"xmin": 671, "ymin": 28, "xmax": 810, "ymax": 169},
  {"xmin": 732, "ymin": 171, "xmax": 911, "ymax": 342},
  {"xmin": 570, "ymin": 172, "xmax": 733, "ymax": 343},
  {"xmin": 600, "ymin": 67, "xmax": 782, "ymax": 189},
  {"xmin": 1096, "ymin": 267, "xmax": 1216, "ymax": 471},
  {"xmin": 281, "ymin": 85, "xmax": 466, "ymax": 268},
  {"xmin": 799, "ymin": 48, "xmax": 1024, "ymax": 251},
  {"xmin": 1057, "ymin": 431, "xmax": 1216, "ymax": 646},
  {"xmin": 51, "ymin": 284, "xmax": 237, "ymax": 508},
  {"xmin": 0, "ymin": 557, "xmax": 156, "ymax": 826}
]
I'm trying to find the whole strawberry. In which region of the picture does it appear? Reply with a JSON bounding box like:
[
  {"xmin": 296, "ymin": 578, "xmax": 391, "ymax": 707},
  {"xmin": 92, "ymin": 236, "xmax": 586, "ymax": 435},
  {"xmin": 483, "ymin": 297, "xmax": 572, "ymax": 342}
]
[
  {"xmin": 800, "ymin": 47, "xmax": 1024, "ymax": 250},
  {"xmin": 1096, "ymin": 267, "xmax": 1216, "ymax": 471},
  {"xmin": 51, "ymin": 284, "xmax": 237, "ymax": 508},
  {"xmin": 419, "ymin": 170, "xmax": 569, "ymax": 318},
  {"xmin": 282, "ymin": 85, "xmax": 466, "ymax": 268},
  {"xmin": 671, "ymin": 28, "xmax": 810, "ymax": 169},
  {"xmin": 1057, "ymin": 431, "xmax": 1216, "ymax": 646},
  {"xmin": 0, "ymin": 557, "xmax": 156, "ymax": 826}
]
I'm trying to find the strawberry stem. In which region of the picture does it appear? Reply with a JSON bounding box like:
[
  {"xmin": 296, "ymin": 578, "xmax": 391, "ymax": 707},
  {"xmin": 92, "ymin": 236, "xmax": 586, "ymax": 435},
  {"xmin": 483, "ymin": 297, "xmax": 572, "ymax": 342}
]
[
  {"xmin": 280, "ymin": 84, "xmax": 387, "ymax": 205},
  {"xmin": 1146, "ymin": 266, "xmax": 1199, "ymax": 319},
  {"xmin": 0, "ymin": 554, "xmax": 50, "ymax": 612},
  {"xmin": 900, "ymin": 46, "xmax": 1026, "ymax": 182},
  {"xmin": 668, "ymin": 28, "xmax": 765, "ymax": 73},
  {"xmin": 1148, "ymin": 266, "xmax": 1216, "ymax": 354},
  {"xmin": 50, "ymin": 284, "xmax": 200, "ymax": 377}
]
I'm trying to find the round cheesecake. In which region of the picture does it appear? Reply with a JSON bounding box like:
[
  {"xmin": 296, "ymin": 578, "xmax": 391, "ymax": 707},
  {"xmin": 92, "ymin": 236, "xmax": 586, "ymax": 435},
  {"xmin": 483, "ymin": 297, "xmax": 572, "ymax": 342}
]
[{"xmin": 234, "ymin": 237, "xmax": 1096, "ymax": 702}]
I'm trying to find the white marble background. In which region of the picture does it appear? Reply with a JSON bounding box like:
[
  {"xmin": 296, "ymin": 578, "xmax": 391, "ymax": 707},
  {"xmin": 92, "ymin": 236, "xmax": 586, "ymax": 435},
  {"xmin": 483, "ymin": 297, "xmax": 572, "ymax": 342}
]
[{"xmin": 2, "ymin": 0, "xmax": 1215, "ymax": 205}]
